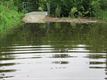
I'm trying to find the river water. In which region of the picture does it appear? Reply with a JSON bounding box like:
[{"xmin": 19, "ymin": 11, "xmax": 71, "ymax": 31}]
[{"xmin": 0, "ymin": 23, "xmax": 107, "ymax": 80}]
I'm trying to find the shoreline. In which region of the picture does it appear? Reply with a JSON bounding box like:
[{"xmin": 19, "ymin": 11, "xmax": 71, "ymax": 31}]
[
  {"xmin": 23, "ymin": 12, "xmax": 107, "ymax": 24},
  {"xmin": 45, "ymin": 17, "xmax": 98, "ymax": 24},
  {"xmin": 23, "ymin": 15, "xmax": 107, "ymax": 24}
]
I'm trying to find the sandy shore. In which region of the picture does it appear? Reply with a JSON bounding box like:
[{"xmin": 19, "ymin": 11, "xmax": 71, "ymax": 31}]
[
  {"xmin": 23, "ymin": 16, "xmax": 98, "ymax": 24},
  {"xmin": 23, "ymin": 12, "xmax": 99, "ymax": 24},
  {"xmin": 45, "ymin": 17, "xmax": 98, "ymax": 23}
]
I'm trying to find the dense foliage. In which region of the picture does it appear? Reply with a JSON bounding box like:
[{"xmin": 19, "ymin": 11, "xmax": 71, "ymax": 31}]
[
  {"xmin": 39, "ymin": 0, "xmax": 95, "ymax": 17},
  {"xmin": 18, "ymin": 0, "xmax": 107, "ymax": 18},
  {"xmin": 0, "ymin": 0, "xmax": 23, "ymax": 34},
  {"xmin": 1, "ymin": 0, "xmax": 106, "ymax": 18},
  {"xmin": 38, "ymin": 0, "xmax": 107, "ymax": 17}
]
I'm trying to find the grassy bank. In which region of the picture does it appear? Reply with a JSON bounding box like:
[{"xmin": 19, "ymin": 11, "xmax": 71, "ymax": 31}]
[{"xmin": 0, "ymin": 5, "xmax": 23, "ymax": 35}]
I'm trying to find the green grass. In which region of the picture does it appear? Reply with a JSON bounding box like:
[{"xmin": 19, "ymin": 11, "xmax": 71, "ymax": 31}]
[{"xmin": 0, "ymin": 5, "xmax": 23, "ymax": 35}]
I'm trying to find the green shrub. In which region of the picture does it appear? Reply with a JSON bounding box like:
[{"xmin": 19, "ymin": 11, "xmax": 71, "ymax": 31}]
[{"xmin": 0, "ymin": 4, "xmax": 23, "ymax": 34}]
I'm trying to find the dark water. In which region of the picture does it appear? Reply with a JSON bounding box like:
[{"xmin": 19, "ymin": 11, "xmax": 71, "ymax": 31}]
[{"xmin": 0, "ymin": 23, "xmax": 107, "ymax": 80}]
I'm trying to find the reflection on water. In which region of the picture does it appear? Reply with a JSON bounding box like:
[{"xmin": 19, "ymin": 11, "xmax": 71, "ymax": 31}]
[{"xmin": 0, "ymin": 23, "xmax": 107, "ymax": 80}]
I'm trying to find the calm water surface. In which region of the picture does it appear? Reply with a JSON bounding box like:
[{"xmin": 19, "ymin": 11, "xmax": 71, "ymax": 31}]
[{"xmin": 0, "ymin": 23, "xmax": 107, "ymax": 80}]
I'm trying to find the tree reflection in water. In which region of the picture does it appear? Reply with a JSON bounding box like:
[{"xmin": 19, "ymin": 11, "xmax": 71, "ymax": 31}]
[{"xmin": 0, "ymin": 23, "xmax": 107, "ymax": 80}]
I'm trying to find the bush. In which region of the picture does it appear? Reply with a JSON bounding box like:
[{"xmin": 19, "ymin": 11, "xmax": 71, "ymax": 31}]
[{"xmin": 0, "ymin": 3, "xmax": 23, "ymax": 34}]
